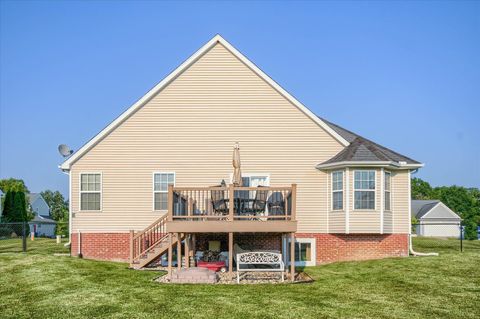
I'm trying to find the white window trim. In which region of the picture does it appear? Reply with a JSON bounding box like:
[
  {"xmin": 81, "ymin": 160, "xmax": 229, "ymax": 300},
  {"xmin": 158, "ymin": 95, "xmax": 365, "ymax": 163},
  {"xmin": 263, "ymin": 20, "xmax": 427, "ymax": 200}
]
[
  {"xmin": 229, "ymin": 173, "xmax": 270, "ymax": 186},
  {"xmin": 152, "ymin": 172, "xmax": 176, "ymax": 212},
  {"xmin": 79, "ymin": 172, "xmax": 102, "ymax": 212},
  {"xmin": 331, "ymin": 170, "xmax": 344, "ymax": 211},
  {"xmin": 384, "ymin": 171, "xmax": 392, "ymax": 211},
  {"xmin": 284, "ymin": 237, "xmax": 316, "ymax": 267},
  {"xmin": 353, "ymin": 170, "xmax": 376, "ymax": 211}
]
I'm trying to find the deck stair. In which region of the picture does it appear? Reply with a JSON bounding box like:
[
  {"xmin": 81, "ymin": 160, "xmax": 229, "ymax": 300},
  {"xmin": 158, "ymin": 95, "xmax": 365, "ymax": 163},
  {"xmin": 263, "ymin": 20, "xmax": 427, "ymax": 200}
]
[{"xmin": 130, "ymin": 214, "xmax": 183, "ymax": 269}]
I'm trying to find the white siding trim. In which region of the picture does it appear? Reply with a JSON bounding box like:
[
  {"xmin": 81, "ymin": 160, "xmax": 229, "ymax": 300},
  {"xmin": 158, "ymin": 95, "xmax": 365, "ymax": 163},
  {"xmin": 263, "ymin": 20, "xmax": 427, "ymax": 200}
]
[
  {"xmin": 345, "ymin": 168, "xmax": 350, "ymax": 234},
  {"xmin": 60, "ymin": 35, "xmax": 349, "ymax": 171},
  {"xmin": 326, "ymin": 172, "xmax": 329, "ymax": 233},
  {"xmin": 380, "ymin": 168, "xmax": 384, "ymax": 234},
  {"xmin": 408, "ymin": 171, "xmax": 412, "ymax": 235}
]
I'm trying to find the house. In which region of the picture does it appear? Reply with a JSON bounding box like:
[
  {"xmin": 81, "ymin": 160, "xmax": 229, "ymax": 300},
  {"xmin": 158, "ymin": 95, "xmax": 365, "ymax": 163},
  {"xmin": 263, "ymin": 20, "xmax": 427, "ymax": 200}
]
[
  {"xmin": 411, "ymin": 200, "xmax": 461, "ymax": 238},
  {"xmin": 28, "ymin": 193, "xmax": 56, "ymax": 237},
  {"xmin": 59, "ymin": 35, "xmax": 423, "ymax": 279}
]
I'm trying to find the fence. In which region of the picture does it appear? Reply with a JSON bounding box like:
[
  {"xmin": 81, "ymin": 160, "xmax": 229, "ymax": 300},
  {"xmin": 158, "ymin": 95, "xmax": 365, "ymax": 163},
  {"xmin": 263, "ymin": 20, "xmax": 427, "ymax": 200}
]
[
  {"xmin": 0, "ymin": 222, "xmax": 70, "ymax": 255},
  {"xmin": 411, "ymin": 223, "xmax": 480, "ymax": 253}
]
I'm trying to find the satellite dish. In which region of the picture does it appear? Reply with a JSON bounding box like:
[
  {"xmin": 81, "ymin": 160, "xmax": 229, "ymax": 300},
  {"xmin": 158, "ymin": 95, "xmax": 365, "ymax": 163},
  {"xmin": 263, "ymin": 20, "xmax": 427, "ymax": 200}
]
[{"xmin": 58, "ymin": 144, "xmax": 74, "ymax": 157}]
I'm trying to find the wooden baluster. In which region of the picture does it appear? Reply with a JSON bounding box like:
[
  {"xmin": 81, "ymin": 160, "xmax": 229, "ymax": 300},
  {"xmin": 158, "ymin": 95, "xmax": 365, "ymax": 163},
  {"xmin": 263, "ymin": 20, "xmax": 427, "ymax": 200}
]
[{"xmin": 229, "ymin": 184, "xmax": 234, "ymax": 221}]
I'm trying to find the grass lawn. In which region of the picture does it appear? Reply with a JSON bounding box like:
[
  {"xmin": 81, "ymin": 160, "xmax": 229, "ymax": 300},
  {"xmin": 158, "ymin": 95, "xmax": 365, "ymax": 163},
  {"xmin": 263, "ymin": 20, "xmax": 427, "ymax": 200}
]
[{"xmin": 0, "ymin": 238, "xmax": 479, "ymax": 319}]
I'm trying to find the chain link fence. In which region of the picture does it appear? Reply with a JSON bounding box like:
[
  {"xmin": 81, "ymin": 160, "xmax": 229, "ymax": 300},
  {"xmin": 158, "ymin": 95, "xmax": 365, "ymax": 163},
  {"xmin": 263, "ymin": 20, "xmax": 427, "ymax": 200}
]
[
  {"xmin": 411, "ymin": 222, "xmax": 480, "ymax": 253},
  {"xmin": 0, "ymin": 222, "xmax": 70, "ymax": 255}
]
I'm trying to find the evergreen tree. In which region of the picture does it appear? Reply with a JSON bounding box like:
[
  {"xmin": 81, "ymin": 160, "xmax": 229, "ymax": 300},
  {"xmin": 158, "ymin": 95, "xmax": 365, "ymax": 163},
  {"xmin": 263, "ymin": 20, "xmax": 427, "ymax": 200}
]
[
  {"xmin": 12, "ymin": 192, "xmax": 28, "ymax": 222},
  {"xmin": 1, "ymin": 191, "xmax": 16, "ymax": 222}
]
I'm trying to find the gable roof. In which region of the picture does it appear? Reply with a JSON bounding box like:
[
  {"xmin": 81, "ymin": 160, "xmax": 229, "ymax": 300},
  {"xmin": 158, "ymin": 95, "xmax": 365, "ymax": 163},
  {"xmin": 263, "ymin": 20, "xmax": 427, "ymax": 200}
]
[
  {"xmin": 411, "ymin": 200, "xmax": 462, "ymax": 220},
  {"xmin": 59, "ymin": 35, "xmax": 349, "ymax": 171},
  {"xmin": 316, "ymin": 118, "xmax": 423, "ymax": 169},
  {"xmin": 28, "ymin": 193, "xmax": 50, "ymax": 210},
  {"xmin": 412, "ymin": 200, "xmax": 440, "ymax": 219}
]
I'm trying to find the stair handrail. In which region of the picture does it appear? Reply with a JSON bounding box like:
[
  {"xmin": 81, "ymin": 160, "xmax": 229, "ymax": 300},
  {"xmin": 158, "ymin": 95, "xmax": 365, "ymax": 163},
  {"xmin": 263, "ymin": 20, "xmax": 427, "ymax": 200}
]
[{"xmin": 130, "ymin": 214, "xmax": 168, "ymax": 264}]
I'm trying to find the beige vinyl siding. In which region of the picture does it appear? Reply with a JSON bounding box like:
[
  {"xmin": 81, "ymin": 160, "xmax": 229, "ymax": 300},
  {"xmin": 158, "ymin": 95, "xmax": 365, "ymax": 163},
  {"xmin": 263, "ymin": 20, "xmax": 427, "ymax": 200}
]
[
  {"xmin": 328, "ymin": 169, "xmax": 346, "ymax": 233},
  {"xmin": 347, "ymin": 168, "xmax": 381, "ymax": 233},
  {"xmin": 383, "ymin": 211, "xmax": 393, "ymax": 233},
  {"xmin": 70, "ymin": 43, "xmax": 344, "ymax": 233},
  {"xmin": 392, "ymin": 170, "xmax": 410, "ymax": 234}
]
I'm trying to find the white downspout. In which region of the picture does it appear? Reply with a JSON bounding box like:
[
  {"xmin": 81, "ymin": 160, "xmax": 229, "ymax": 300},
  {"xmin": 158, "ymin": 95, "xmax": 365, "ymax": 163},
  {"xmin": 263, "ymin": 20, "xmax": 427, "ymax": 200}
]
[
  {"xmin": 62, "ymin": 170, "xmax": 72, "ymax": 247},
  {"xmin": 408, "ymin": 169, "xmax": 438, "ymax": 257}
]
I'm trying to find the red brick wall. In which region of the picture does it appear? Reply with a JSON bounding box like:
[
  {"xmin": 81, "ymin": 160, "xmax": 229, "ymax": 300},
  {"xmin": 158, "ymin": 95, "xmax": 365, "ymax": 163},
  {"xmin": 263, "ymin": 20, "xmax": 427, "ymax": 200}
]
[
  {"xmin": 70, "ymin": 233, "xmax": 130, "ymax": 262},
  {"xmin": 296, "ymin": 233, "xmax": 409, "ymax": 264},
  {"xmin": 70, "ymin": 232, "xmax": 408, "ymax": 264}
]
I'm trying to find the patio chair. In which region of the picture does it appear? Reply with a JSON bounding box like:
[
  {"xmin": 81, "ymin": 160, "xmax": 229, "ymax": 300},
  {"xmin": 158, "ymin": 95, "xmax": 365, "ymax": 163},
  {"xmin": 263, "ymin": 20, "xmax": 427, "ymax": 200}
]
[
  {"xmin": 245, "ymin": 187, "xmax": 268, "ymax": 215},
  {"xmin": 211, "ymin": 187, "xmax": 229, "ymax": 215},
  {"xmin": 268, "ymin": 191, "xmax": 285, "ymax": 218}
]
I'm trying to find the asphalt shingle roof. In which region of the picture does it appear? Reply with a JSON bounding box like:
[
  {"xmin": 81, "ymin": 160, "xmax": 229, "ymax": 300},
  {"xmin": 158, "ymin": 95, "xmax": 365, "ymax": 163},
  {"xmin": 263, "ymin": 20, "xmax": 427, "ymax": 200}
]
[
  {"xmin": 411, "ymin": 200, "xmax": 440, "ymax": 218},
  {"xmin": 320, "ymin": 118, "xmax": 421, "ymax": 165}
]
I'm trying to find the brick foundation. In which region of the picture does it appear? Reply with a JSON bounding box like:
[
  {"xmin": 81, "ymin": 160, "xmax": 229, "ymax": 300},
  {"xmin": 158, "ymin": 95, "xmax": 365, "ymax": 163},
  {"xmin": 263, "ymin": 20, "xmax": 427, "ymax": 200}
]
[
  {"xmin": 70, "ymin": 232, "xmax": 130, "ymax": 262},
  {"xmin": 296, "ymin": 233, "xmax": 409, "ymax": 264},
  {"xmin": 70, "ymin": 232, "xmax": 408, "ymax": 264}
]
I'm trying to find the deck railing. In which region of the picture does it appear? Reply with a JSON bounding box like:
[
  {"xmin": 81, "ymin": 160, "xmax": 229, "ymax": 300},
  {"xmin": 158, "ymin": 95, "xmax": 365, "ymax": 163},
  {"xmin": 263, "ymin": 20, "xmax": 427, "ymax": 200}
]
[
  {"xmin": 130, "ymin": 214, "xmax": 168, "ymax": 264},
  {"xmin": 167, "ymin": 184, "xmax": 296, "ymax": 222}
]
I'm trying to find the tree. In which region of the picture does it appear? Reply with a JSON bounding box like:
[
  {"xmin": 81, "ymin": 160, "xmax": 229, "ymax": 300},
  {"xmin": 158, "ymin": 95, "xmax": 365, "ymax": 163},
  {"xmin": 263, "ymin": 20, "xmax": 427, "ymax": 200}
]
[
  {"xmin": 40, "ymin": 190, "xmax": 68, "ymax": 221},
  {"xmin": 1, "ymin": 191, "xmax": 16, "ymax": 222},
  {"xmin": 411, "ymin": 177, "xmax": 434, "ymax": 200},
  {"xmin": 0, "ymin": 178, "xmax": 29, "ymax": 193},
  {"xmin": 12, "ymin": 191, "xmax": 28, "ymax": 222},
  {"xmin": 411, "ymin": 178, "xmax": 480, "ymax": 240}
]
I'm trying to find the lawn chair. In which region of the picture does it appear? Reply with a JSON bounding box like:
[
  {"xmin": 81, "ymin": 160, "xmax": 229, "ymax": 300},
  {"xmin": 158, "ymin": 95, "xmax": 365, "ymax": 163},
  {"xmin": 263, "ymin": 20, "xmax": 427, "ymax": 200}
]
[
  {"xmin": 245, "ymin": 187, "xmax": 268, "ymax": 216},
  {"xmin": 268, "ymin": 191, "xmax": 285, "ymax": 219},
  {"xmin": 211, "ymin": 187, "xmax": 229, "ymax": 215}
]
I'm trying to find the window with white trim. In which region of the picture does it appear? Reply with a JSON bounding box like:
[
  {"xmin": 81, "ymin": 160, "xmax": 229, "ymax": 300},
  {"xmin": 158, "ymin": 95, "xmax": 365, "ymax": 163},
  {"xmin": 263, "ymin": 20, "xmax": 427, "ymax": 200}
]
[
  {"xmin": 354, "ymin": 170, "xmax": 376, "ymax": 210},
  {"xmin": 332, "ymin": 171, "xmax": 344, "ymax": 210},
  {"xmin": 154, "ymin": 173, "xmax": 175, "ymax": 210},
  {"xmin": 286, "ymin": 237, "xmax": 316, "ymax": 266},
  {"xmin": 384, "ymin": 171, "xmax": 391, "ymax": 211},
  {"xmin": 80, "ymin": 173, "xmax": 101, "ymax": 211}
]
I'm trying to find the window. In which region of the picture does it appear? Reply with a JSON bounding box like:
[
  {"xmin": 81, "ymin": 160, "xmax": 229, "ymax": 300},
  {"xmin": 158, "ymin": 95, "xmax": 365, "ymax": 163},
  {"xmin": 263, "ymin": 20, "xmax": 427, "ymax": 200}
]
[
  {"xmin": 384, "ymin": 171, "xmax": 391, "ymax": 211},
  {"xmin": 153, "ymin": 173, "xmax": 175, "ymax": 210},
  {"xmin": 285, "ymin": 238, "xmax": 316, "ymax": 266},
  {"xmin": 354, "ymin": 170, "xmax": 376, "ymax": 210},
  {"xmin": 331, "ymin": 171, "xmax": 344, "ymax": 210},
  {"xmin": 80, "ymin": 173, "xmax": 101, "ymax": 211}
]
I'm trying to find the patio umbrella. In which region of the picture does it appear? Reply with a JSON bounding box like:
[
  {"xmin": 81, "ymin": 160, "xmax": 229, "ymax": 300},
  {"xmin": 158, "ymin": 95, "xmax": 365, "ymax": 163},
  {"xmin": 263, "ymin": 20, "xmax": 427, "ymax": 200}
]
[{"xmin": 232, "ymin": 142, "xmax": 242, "ymax": 186}]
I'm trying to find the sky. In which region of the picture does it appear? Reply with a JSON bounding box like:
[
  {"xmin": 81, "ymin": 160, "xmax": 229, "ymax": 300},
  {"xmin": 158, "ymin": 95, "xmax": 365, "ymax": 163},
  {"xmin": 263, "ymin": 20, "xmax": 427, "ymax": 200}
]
[{"xmin": 0, "ymin": 1, "xmax": 479, "ymax": 197}]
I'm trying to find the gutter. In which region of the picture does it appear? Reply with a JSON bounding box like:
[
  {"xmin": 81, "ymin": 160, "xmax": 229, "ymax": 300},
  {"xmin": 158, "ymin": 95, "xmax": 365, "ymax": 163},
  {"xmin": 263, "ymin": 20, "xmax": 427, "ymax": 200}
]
[
  {"xmin": 61, "ymin": 169, "xmax": 72, "ymax": 248},
  {"xmin": 315, "ymin": 161, "xmax": 425, "ymax": 170}
]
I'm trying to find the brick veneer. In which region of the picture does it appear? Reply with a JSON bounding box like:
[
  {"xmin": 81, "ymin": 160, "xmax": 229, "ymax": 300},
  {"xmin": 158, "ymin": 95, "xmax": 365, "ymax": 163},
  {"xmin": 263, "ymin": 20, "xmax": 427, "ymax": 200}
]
[
  {"xmin": 296, "ymin": 233, "xmax": 409, "ymax": 264},
  {"xmin": 70, "ymin": 233, "xmax": 130, "ymax": 262},
  {"xmin": 70, "ymin": 232, "xmax": 408, "ymax": 264}
]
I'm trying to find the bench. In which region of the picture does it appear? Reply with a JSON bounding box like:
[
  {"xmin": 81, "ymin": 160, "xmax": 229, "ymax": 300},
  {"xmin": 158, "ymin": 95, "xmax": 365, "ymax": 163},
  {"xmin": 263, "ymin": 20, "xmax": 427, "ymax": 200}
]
[{"xmin": 236, "ymin": 252, "xmax": 285, "ymax": 283}]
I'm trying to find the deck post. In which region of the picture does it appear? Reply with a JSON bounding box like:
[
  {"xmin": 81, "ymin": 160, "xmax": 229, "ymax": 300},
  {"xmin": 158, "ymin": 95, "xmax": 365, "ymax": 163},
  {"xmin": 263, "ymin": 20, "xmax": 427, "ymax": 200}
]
[
  {"xmin": 228, "ymin": 232, "xmax": 233, "ymax": 279},
  {"xmin": 290, "ymin": 232, "xmax": 295, "ymax": 282},
  {"xmin": 167, "ymin": 184, "xmax": 174, "ymax": 222},
  {"xmin": 176, "ymin": 232, "xmax": 181, "ymax": 270},
  {"xmin": 185, "ymin": 233, "xmax": 189, "ymax": 268},
  {"xmin": 192, "ymin": 234, "xmax": 196, "ymax": 266},
  {"xmin": 167, "ymin": 233, "xmax": 172, "ymax": 280},
  {"xmin": 229, "ymin": 184, "xmax": 234, "ymax": 221},
  {"xmin": 129, "ymin": 230, "xmax": 134, "ymax": 265},
  {"xmin": 291, "ymin": 184, "xmax": 297, "ymax": 221}
]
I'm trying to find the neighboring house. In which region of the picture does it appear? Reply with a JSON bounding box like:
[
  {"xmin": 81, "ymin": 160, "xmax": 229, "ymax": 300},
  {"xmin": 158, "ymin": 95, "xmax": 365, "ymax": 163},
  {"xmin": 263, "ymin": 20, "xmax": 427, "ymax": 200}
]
[
  {"xmin": 28, "ymin": 193, "xmax": 56, "ymax": 237},
  {"xmin": 59, "ymin": 35, "xmax": 423, "ymax": 272},
  {"xmin": 411, "ymin": 200, "xmax": 461, "ymax": 238}
]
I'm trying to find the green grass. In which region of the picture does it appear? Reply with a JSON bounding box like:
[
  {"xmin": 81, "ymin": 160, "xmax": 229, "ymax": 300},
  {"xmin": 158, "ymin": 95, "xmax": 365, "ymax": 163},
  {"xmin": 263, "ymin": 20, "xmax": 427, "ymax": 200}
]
[
  {"xmin": 0, "ymin": 239, "xmax": 479, "ymax": 319},
  {"xmin": 0, "ymin": 237, "xmax": 70, "ymax": 254}
]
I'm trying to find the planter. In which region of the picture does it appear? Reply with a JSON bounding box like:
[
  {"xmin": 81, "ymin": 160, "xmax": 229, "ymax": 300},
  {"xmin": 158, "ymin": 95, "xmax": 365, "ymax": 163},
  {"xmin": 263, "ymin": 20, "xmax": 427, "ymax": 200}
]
[{"xmin": 197, "ymin": 261, "xmax": 226, "ymax": 272}]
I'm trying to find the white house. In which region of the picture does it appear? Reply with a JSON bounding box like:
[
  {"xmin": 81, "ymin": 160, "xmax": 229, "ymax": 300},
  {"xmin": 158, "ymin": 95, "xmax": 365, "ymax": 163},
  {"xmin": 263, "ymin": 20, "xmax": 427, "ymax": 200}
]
[
  {"xmin": 28, "ymin": 193, "xmax": 56, "ymax": 237},
  {"xmin": 412, "ymin": 200, "xmax": 462, "ymax": 238}
]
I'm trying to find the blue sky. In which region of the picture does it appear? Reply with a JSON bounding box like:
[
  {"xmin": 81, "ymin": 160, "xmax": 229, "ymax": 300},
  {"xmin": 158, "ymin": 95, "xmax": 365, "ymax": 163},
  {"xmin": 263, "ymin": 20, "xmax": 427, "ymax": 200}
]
[{"xmin": 1, "ymin": 1, "xmax": 479, "ymax": 197}]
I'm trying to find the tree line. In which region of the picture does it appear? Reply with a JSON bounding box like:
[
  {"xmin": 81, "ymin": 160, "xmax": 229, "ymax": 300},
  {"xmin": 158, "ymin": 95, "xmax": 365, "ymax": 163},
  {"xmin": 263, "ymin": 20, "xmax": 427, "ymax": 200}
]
[
  {"xmin": 411, "ymin": 177, "xmax": 480, "ymax": 240},
  {"xmin": 0, "ymin": 178, "xmax": 68, "ymax": 235}
]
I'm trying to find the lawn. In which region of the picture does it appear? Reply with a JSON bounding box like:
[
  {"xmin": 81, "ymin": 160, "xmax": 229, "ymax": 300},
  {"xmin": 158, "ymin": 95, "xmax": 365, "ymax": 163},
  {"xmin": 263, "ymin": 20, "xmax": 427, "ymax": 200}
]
[{"xmin": 0, "ymin": 239, "xmax": 479, "ymax": 319}]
